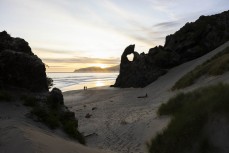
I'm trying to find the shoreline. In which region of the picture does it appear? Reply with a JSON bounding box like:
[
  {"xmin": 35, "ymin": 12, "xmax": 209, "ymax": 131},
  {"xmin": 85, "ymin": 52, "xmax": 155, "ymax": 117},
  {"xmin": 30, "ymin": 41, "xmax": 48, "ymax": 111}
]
[
  {"xmin": 63, "ymin": 85, "xmax": 124, "ymax": 94},
  {"xmin": 48, "ymin": 73, "xmax": 118, "ymax": 92}
]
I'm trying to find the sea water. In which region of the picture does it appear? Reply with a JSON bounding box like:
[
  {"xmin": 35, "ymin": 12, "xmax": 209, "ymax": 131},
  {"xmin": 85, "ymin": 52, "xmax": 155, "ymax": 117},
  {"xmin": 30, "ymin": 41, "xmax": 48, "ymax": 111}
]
[{"xmin": 47, "ymin": 73, "xmax": 118, "ymax": 92}]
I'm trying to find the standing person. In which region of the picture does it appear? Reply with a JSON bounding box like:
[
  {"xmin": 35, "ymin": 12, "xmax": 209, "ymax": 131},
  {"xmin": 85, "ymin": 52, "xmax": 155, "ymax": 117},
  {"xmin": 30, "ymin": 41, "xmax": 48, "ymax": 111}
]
[{"xmin": 83, "ymin": 86, "xmax": 85, "ymax": 90}]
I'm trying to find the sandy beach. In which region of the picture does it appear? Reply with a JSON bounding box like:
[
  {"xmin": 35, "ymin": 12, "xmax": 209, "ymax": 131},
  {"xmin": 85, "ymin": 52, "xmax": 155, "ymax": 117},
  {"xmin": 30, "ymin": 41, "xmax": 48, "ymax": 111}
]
[
  {"xmin": 0, "ymin": 41, "xmax": 228, "ymax": 153},
  {"xmin": 0, "ymin": 93, "xmax": 117, "ymax": 153},
  {"xmin": 63, "ymin": 41, "xmax": 229, "ymax": 153}
]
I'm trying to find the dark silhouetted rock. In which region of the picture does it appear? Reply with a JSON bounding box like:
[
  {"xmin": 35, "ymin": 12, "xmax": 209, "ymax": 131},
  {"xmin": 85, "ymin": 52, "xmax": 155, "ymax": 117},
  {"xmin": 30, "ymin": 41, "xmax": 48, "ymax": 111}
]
[
  {"xmin": 113, "ymin": 10, "xmax": 229, "ymax": 88},
  {"xmin": 164, "ymin": 11, "xmax": 229, "ymax": 62},
  {"xmin": 0, "ymin": 31, "xmax": 33, "ymax": 55},
  {"xmin": 50, "ymin": 88, "xmax": 64, "ymax": 105},
  {"xmin": 0, "ymin": 31, "xmax": 48, "ymax": 91},
  {"xmin": 113, "ymin": 45, "xmax": 166, "ymax": 87}
]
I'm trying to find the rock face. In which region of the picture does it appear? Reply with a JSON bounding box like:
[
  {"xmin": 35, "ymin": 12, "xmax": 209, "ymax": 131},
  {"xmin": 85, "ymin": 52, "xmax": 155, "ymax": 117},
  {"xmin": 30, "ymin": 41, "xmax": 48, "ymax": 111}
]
[
  {"xmin": 0, "ymin": 31, "xmax": 48, "ymax": 91},
  {"xmin": 114, "ymin": 45, "xmax": 167, "ymax": 87},
  {"xmin": 113, "ymin": 10, "xmax": 229, "ymax": 88}
]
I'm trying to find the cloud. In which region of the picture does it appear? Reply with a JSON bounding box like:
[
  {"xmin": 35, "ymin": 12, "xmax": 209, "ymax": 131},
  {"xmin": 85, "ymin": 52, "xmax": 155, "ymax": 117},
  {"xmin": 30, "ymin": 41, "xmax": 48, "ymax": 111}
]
[
  {"xmin": 33, "ymin": 47, "xmax": 82, "ymax": 54},
  {"xmin": 153, "ymin": 21, "xmax": 180, "ymax": 29},
  {"xmin": 89, "ymin": 1, "xmax": 158, "ymax": 46},
  {"xmin": 34, "ymin": 47, "xmax": 120, "ymax": 65},
  {"xmin": 48, "ymin": 65, "xmax": 68, "ymax": 68},
  {"xmin": 148, "ymin": 0, "xmax": 179, "ymax": 20},
  {"xmin": 43, "ymin": 57, "xmax": 120, "ymax": 64}
]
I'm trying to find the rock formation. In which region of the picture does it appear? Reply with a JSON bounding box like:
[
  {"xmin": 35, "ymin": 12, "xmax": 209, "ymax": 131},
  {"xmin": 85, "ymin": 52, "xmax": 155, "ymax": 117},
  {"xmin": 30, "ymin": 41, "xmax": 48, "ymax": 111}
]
[
  {"xmin": 113, "ymin": 10, "xmax": 229, "ymax": 88},
  {"xmin": 113, "ymin": 45, "xmax": 167, "ymax": 87},
  {"xmin": 0, "ymin": 31, "xmax": 48, "ymax": 91},
  {"xmin": 49, "ymin": 88, "xmax": 64, "ymax": 107}
]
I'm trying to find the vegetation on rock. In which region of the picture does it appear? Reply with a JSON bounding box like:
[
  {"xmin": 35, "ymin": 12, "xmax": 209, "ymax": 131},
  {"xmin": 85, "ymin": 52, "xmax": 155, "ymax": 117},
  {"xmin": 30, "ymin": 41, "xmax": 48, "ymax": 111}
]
[
  {"xmin": 22, "ymin": 88, "xmax": 85, "ymax": 144},
  {"xmin": 0, "ymin": 31, "xmax": 85, "ymax": 145}
]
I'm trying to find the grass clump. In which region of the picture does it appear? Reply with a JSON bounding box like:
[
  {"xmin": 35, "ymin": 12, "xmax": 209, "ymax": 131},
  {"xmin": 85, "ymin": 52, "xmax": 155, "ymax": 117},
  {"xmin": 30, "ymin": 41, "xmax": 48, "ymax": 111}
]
[
  {"xmin": 63, "ymin": 120, "xmax": 85, "ymax": 144},
  {"xmin": 172, "ymin": 47, "xmax": 229, "ymax": 90},
  {"xmin": 60, "ymin": 111, "xmax": 85, "ymax": 144},
  {"xmin": 22, "ymin": 93, "xmax": 85, "ymax": 144},
  {"xmin": 148, "ymin": 83, "xmax": 229, "ymax": 153},
  {"xmin": 0, "ymin": 90, "xmax": 11, "ymax": 101},
  {"xmin": 30, "ymin": 106, "xmax": 60, "ymax": 129}
]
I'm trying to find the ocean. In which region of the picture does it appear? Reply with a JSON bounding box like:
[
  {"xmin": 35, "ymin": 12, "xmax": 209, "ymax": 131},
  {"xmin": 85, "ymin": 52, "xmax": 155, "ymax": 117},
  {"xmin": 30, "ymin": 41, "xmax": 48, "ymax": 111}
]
[{"xmin": 47, "ymin": 73, "xmax": 119, "ymax": 92}]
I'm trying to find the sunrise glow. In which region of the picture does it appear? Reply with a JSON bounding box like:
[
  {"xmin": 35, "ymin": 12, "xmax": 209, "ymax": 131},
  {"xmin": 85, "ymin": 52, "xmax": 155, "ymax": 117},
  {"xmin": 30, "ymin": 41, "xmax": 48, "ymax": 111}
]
[
  {"xmin": 91, "ymin": 64, "xmax": 108, "ymax": 68},
  {"xmin": 1, "ymin": 0, "xmax": 228, "ymax": 72}
]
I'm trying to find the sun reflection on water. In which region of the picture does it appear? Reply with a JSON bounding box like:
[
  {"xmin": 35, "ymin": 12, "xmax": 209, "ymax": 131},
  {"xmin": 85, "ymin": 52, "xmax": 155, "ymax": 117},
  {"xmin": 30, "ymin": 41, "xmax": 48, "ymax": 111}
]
[{"xmin": 96, "ymin": 81, "xmax": 105, "ymax": 87}]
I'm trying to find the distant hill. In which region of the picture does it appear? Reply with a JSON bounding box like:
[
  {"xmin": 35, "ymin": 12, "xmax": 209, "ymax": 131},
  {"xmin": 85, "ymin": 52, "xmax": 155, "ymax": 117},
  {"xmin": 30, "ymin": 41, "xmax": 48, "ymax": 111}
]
[{"xmin": 74, "ymin": 65, "xmax": 119, "ymax": 73}]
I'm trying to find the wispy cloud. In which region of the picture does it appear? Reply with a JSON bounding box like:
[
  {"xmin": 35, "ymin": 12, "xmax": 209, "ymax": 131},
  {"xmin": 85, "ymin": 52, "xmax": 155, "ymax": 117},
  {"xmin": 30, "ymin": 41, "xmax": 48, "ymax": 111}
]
[
  {"xmin": 43, "ymin": 57, "xmax": 120, "ymax": 64},
  {"xmin": 153, "ymin": 21, "xmax": 180, "ymax": 29},
  {"xmin": 48, "ymin": 65, "xmax": 68, "ymax": 68},
  {"xmin": 33, "ymin": 47, "xmax": 81, "ymax": 54}
]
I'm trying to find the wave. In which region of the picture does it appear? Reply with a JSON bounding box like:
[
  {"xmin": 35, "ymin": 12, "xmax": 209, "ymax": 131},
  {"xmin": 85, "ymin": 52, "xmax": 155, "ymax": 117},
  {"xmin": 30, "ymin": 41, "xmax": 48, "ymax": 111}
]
[{"xmin": 47, "ymin": 73, "xmax": 118, "ymax": 91}]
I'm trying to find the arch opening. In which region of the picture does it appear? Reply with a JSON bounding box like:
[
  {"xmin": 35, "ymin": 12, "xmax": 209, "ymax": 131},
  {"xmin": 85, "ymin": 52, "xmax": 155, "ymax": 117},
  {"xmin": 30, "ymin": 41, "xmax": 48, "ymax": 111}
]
[{"xmin": 127, "ymin": 53, "xmax": 134, "ymax": 61}]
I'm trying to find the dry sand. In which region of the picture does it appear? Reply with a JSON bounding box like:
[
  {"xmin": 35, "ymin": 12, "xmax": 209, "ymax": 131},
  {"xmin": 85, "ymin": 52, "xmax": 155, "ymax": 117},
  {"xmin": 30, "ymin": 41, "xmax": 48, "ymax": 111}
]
[
  {"xmin": 0, "ymin": 41, "xmax": 228, "ymax": 153},
  {"xmin": 63, "ymin": 41, "xmax": 229, "ymax": 153},
  {"xmin": 0, "ymin": 99, "xmax": 115, "ymax": 153}
]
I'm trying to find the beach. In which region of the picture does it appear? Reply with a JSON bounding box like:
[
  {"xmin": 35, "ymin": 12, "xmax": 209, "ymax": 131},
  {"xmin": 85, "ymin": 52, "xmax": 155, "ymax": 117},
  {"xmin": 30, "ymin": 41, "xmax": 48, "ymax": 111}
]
[
  {"xmin": 1, "ymin": 5, "xmax": 229, "ymax": 153},
  {"xmin": 63, "ymin": 41, "xmax": 229, "ymax": 153},
  {"xmin": 47, "ymin": 73, "xmax": 119, "ymax": 92},
  {"xmin": 1, "ymin": 41, "xmax": 228, "ymax": 153}
]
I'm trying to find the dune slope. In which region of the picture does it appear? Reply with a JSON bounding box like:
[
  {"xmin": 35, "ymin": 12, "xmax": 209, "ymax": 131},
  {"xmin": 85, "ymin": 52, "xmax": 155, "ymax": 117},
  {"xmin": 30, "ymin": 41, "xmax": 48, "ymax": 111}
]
[{"xmin": 64, "ymin": 41, "xmax": 229, "ymax": 153}]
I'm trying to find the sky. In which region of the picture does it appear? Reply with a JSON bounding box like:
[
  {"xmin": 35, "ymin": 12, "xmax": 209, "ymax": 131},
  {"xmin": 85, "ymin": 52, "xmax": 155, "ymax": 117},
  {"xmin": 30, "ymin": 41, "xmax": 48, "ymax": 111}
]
[{"xmin": 1, "ymin": 0, "xmax": 229, "ymax": 72}]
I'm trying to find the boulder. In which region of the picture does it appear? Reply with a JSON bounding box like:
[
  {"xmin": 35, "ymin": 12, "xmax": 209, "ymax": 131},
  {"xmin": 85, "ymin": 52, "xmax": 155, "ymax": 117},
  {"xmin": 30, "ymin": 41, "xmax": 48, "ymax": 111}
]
[
  {"xmin": 0, "ymin": 31, "xmax": 48, "ymax": 91},
  {"xmin": 49, "ymin": 88, "xmax": 64, "ymax": 106}
]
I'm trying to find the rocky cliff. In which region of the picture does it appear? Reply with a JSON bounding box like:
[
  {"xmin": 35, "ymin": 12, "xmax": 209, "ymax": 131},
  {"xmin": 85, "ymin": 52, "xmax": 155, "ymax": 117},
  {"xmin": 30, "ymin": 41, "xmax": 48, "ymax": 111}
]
[
  {"xmin": 0, "ymin": 31, "xmax": 48, "ymax": 91},
  {"xmin": 113, "ymin": 10, "xmax": 229, "ymax": 88}
]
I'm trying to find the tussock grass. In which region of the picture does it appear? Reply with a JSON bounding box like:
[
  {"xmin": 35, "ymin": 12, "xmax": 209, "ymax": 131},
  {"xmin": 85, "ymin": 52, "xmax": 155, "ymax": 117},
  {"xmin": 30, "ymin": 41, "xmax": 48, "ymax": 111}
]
[
  {"xmin": 148, "ymin": 83, "xmax": 229, "ymax": 153},
  {"xmin": 22, "ymin": 94, "xmax": 85, "ymax": 144},
  {"xmin": 172, "ymin": 47, "xmax": 229, "ymax": 90},
  {"xmin": 31, "ymin": 106, "xmax": 60, "ymax": 129}
]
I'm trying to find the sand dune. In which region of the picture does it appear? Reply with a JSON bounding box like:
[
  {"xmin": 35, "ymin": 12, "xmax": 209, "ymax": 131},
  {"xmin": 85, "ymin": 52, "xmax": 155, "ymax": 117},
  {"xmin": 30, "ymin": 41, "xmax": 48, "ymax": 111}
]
[
  {"xmin": 0, "ymin": 97, "xmax": 114, "ymax": 153},
  {"xmin": 1, "ymin": 41, "xmax": 229, "ymax": 153},
  {"xmin": 64, "ymin": 41, "xmax": 229, "ymax": 153}
]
